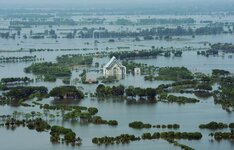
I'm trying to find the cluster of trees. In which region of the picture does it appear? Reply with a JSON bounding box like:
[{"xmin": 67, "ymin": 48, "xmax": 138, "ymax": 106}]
[
  {"xmin": 195, "ymin": 83, "xmax": 212, "ymax": 91},
  {"xmin": 10, "ymin": 18, "xmax": 77, "ymax": 26},
  {"xmin": 24, "ymin": 62, "xmax": 71, "ymax": 80},
  {"xmin": 211, "ymin": 131, "xmax": 234, "ymax": 140},
  {"xmin": 157, "ymin": 26, "xmax": 193, "ymax": 36},
  {"xmin": 197, "ymin": 50, "xmax": 218, "ymax": 57},
  {"xmin": 109, "ymin": 49, "xmax": 183, "ymax": 61},
  {"xmin": 141, "ymin": 131, "xmax": 202, "ymax": 140},
  {"xmin": 4, "ymin": 118, "xmax": 51, "ymax": 132},
  {"xmin": 195, "ymin": 26, "xmax": 223, "ymax": 35},
  {"xmin": 92, "ymin": 134, "xmax": 140, "ymax": 145},
  {"xmin": 49, "ymin": 86, "xmax": 84, "ymax": 100},
  {"xmin": 165, "ymin": 95, "xmax": 199, "ymax": 104},
  {"xmin": 92, "ymin": 131, "xmax": 202, "ymax": 145},
  {"xmin": 137, "ymin": 18, "xmax": 195, "ymax": 25},
  {"xmin": 75, "ymin": 25, "xmax": 225, "ymax": 39},
  {"xmin": 156, "ymin": 67, "xmax": 193, "ymax": 81},
  {"xmin": 212, "ymin": 69, "xmax": 230, "ymax": 77},
  {"xmin": 41, "ymin": 104, "xmax": 87, "ymax": 111},
  {"xmin": 4, "ymin": 86, "xmax": 48, "ymax": 101},
  {"xmin": 90, "ymin": 116, "xmax": 118, "ymax": 126},
  {"xmin": 1, "ymin": 77, "xmax": 32, "ymax": 84},
  {"xmin": 129, "ymin": 121, "xmax": 180, "ymax": 129},
  {"xmin": 109, "ymin": 49, "xmax": 163, "ymax": 60},
  {"xmin": 129, "ymin": 121, "xmax": 152, "ymax": 129},
  {"xmin": 96, "ymin": 84, "xmax": 157, "ymax": 100},
  {"xmin": 199, "ymin": 121, "xmax": 233, "ymax": 130},
  {"xmin": 0, "ymin": 55, "xmax": 41, "ymax": 63},
  {"xmin": 56, "ymin": 55, "xmax": 93, "ymax": 66},
  {"xmin": 96, "ymin": 84, "xmax": 125, "ymax": 97},
  {"xmin": 50, "ymin": 125, "xmax": 82, "ymax": 145},
  {"xmin": 210, "ymin": 43, "xmax": 234, "ymax": 53},
  {"xmin": 213, "ymin": 77, "xmax": 234, "ymax": 111}
]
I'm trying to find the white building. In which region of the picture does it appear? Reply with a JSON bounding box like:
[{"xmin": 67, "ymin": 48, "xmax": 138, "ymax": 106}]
[
  {"xmin": 103, "ymin": 56, "xmax": 126, "ymax": 79},
  {"xmin": 134, "ymin": 67, "xmax": 141, "ymax": 75}
]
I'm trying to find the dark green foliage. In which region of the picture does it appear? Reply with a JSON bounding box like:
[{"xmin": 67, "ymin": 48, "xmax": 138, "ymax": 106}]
[
  {"xmin": 96, "ymin": 84, "xmax": 125, "ymax": 97},
  {"xmin": 213, "ymin": 131, "xmax": 234, "ymax": 140},
  {"xmin": 195, "ymin": 84, "xmax": 212, "ymax": 91},
  {"xmin": 92, "ymin": 134, "xmax": 140, "ymax": 145},
  {"xmin": 166, "ymin": 95, "xmax": 199, "ymax": 104},
  {"xmin": 129, "ymin": 121, "xmax": 151, "ymax": 129},
  {"xmin": 50, "ymin": 125, "xmax": 82, "ymax": 144},
  {"xmin": 56, "ymin": 54, "xmax": 93, "ymax": 66},
  {"xmin": 195, "ymin": 26, "xmax": 223, "ymax": 35},
  {"xmin": 110, "ymin": 49, "xmax": 163, "ymax": 60},
  {"xmin": 1, "ymin": 77, "xmax": 31, "ymax": 84},
  {"xmin": 44, "ymin": 75, "xmax": 56, "ymax": 82},
  {"xmin": 88, "ymin": 107, "xmax": 98, "ymax": 115},
  {"xmin": 214, "ymin": 77, "xmax": 234, "ymax": 111},
  {"xmin": 138, "ymin": 18, "xmax": 195, "ymax": 25},
  {"xmin": 156, "ymin": 67, "xmax": 193, "ymax": 81},
  {"xmin": 125, "ymin": 86, "xmax": 136, "ymax": 98},
  {"xmin": 49, "ymin": 86, "xmax": 84, "ymax": 99},
  {"xmin": 210, "ymin": 43, "xmax": 234, "ymax": 53},
  {"xmin": 91, "ymin": 116, "xmax": 118, "ymax": 126},
  {"xmin": 26, "ymin": 118, "xmax": 51, "ymax": 132},
  {"xmin": 25, "ymin": 62, "xmax": 71, "ymax": 77},
  {"xmin": 212, "ymin": 69, "xmax": 230, "ymax": 76},
  {"xmin": 4, "ymin": 86, "xmax": 48, "ymax": 101},
  {"xmin": 229, "ymin": 123, "xmax": 234, "ymax": 128},
  {"xmin": 199, "ymin": 122, "xmax": 228, "ymax": 130}
]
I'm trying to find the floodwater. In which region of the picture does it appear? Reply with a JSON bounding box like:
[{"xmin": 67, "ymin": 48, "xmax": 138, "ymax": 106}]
[{"xmin": 1, "ymin": 13, "xmax": 234, "ymax": 150}]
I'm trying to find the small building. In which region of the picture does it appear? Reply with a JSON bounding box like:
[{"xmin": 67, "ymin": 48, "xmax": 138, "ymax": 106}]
[
  {"xmin": 103, "ymin": 56, "xmax": 126, "ymax": 79},
  {"xmin": 134, "ymin": 67, "xmax": 141, "ymax": 75}
]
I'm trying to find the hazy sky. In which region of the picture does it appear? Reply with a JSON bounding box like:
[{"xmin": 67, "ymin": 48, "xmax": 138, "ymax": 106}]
[{"xmin": 0, "ymin": 0, "xmax": 233, "ymax": 9}]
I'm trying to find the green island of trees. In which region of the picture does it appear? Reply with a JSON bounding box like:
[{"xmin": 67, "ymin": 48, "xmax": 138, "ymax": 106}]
[
  {"xmin": 50, "ymin": 125, "xmax": 82, "ymax": 145},
  {"xmin": 141, "ymin": 131, "xmax": 202, "ymax": 140},
  {"xmin": 210, "ymin": 43, "xmax": 234, "ymax": 53},
  {"xmin": 199, "ymin": 121, "xmax": 234, "ymax": 130},
  {"xmin": 4, "ymin": 86, "xmax": 48, "ymax": 102},
  {"xmin": 92, "ymin": 131, "xmax": 202, "ymax": 147},
  {"xmin": 92, "ymin": 134, "xmax": 140, "ymax": 145},
  {"xmin": 96, "ymin": 84, "xmax": 157, "ymax": 103},
  {"xmin": 210, "ymin": 130, "xmax": 234, "ymax": 141},
  {"xmin": 0, "ymin": 77, "xmax": 33, "ymax": 90},
  {"xmin": 4, "ymin": 118, "xmax": 51, "ymax": 132},
  {"xmin": 49, "ymin": 86, "xmax": 84, "ymax": 100},
  {"xmin": 56, "ymin": 54, "xmax": 93, "ymax": 66},
  {"xmin": 109, "ymin": 49, "xmax": 163, "ymax": 60},
  {"xmin": 39, "ymin": 103, "xmax": 118, "ymax": 126},
  {"xmin": 213, "ymin": 76, "xmax": 234, "ymax": 111},
  {"xmin": 163, "ymin": 95, "xmax": 199, "ymax": 104},
  {"xmin": 129, "ymin": 121, "xmax": 180, "ymax": 129},
  {"xmin": 156, "ymin": 67, "xmax": 193, "ymax": 81},
  {"xmin": 24, "ymin": 62, "xmax": 71, "ymax": 80}
]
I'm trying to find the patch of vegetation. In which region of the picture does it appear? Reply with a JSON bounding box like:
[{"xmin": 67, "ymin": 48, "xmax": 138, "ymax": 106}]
[
  {"xmin": 129, "ymin": 121, "xmax": 180, "ymax": 129},
  {"xmin": 129, "ymin": 121, "xmax": 152, "ymax": 129},
  {"xmin": 156, "ymin": 67, "xmax": 193, "ymax": 81},
  {"xmin": 24, "ymin": 62, "xmax": 71, "ymax": 79},
  {"xmin": 50, "ymin": 125, "xmax": 82, "ymax": 145},
  {"xmin": 49, "ymin": 86, "xmax": 84, "ymax": 100},
  {"xmin": 4, "ymin": 86, "xmax": 48, "ymax": 101},
  {"xmin": 210, "ymin": 130, "xmax": 234, "ymax": 141},
  {"xmin": 92, "ymin": 134, "xmax": 140, "ymax": 145},
  {"xmin": 56, "ymin": 54, "xmax": 93, "ymax": 66},
  {"xmin": 199, "ymin": 122, "xmax": 228, "ymax": 130},
  {"xmin": 164, "ymin": 95, "xmax": 199, "ymax": 104}
]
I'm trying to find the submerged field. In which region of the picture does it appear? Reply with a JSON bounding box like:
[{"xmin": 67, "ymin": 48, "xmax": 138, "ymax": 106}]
[{"xmin": 0, "ymin": 9, "xmax": 234, "ymax": 150}]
